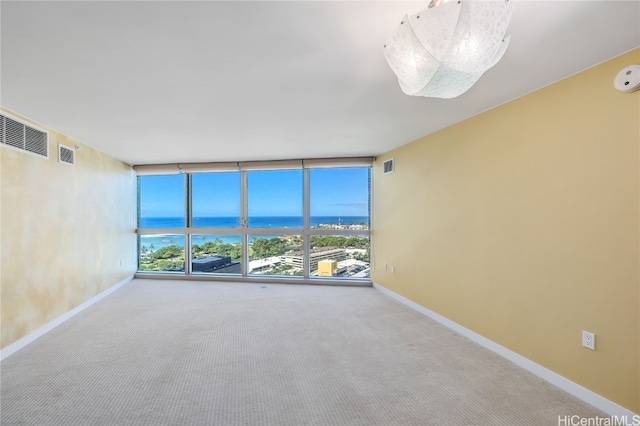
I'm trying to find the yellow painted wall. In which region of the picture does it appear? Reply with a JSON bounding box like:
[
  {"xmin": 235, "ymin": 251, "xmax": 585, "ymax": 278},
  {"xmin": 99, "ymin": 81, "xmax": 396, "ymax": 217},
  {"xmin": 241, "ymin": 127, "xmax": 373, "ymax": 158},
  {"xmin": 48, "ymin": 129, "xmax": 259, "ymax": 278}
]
[
  {"xmin": 1, "ymin": 108, "xmax": 137, "ymax": 349},
  {"xmin": 372, "ymin": 49, "xmax": 640, "ymax": 412}
]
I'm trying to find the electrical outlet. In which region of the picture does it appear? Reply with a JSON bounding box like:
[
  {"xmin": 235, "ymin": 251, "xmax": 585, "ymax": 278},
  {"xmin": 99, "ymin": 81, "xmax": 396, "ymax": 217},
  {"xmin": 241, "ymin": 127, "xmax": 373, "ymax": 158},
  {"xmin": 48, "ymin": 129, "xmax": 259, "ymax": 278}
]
[
  {"xmin": 391, "ymin": 265, "xmax": 395, "ymax": 273},
  {"xmin": 582, "ymin": 331, "xmax": 595, "ymax": 350},
  {"xmin": 383, "ymin": 263, "xmax": 387, "ymax": 271}
]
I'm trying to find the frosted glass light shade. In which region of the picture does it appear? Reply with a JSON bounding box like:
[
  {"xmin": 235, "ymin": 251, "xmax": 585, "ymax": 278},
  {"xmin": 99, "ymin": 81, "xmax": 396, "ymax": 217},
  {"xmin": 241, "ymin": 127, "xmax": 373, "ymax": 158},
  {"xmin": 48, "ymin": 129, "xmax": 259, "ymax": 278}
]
[{"xmin": 384, "ymin": 0, "xmax": 513, "ymax": 98}]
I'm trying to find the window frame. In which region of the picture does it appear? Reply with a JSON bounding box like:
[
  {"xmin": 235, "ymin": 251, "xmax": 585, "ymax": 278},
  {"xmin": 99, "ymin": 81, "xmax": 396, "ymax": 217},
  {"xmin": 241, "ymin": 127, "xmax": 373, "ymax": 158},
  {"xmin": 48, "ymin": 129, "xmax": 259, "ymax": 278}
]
[{"xmin": 135, "ymin": 159, "xmax": 372, "ymax": 284}]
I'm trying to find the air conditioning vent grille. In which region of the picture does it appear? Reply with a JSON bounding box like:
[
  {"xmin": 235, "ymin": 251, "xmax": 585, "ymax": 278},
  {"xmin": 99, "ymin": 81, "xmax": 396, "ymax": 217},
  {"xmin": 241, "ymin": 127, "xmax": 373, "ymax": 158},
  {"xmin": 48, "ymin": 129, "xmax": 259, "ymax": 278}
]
[
  {"xmin": 383, "ymin": 158, "xmax": 394, "ymax": 174},
  {"xmin": 26, "ymin": 126, "xmax": 48, "ymax": 156},
  {"xmin": 5, "ymin": 116, "xmax": 25, "ymax": 149},
  {"xmin": 0, "ymin": 113, "xmax": 49, "ymax": 159},
  {"xmin": 59, "ymin": 144, "xmax": 75, "ymax": 165}
]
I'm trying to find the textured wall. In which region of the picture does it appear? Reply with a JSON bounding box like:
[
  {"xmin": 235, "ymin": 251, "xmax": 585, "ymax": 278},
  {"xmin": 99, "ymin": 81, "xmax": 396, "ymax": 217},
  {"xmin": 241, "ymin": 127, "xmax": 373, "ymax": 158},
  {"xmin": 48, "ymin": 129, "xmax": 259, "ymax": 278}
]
[
  {"xmin": 1, "ymin": 108, "xmax": 137, "ymax": 349},
  {"xmin": 372, "ymin": 49, "xmax": 640, "ymax": 412}
]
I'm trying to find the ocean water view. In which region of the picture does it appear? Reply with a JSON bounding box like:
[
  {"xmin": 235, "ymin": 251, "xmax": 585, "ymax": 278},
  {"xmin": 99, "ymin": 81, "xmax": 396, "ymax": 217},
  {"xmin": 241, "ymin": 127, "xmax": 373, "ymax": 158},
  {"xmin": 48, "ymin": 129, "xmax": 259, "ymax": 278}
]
[
  {"xmin": 139, "ymin": 216, "xmax": 369, "ymax": 229},
  {"xmin": 138, "ymin": 216, "xmax": 369, "ymax": 251}
]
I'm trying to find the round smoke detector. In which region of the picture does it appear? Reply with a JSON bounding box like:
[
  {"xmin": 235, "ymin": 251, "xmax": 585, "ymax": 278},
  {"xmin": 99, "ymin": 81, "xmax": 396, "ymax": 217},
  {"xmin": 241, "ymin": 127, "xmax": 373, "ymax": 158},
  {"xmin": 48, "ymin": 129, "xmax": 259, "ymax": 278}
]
[{"xmin": 614, "ymin": 65, "xmax": 640, "ymax": 93}]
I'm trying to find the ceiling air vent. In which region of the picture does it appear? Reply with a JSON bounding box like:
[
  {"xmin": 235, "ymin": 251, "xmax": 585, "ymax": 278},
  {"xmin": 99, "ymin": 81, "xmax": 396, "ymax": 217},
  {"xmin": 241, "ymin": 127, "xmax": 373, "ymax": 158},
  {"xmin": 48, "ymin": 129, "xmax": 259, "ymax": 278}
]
[
  {"xmin": 59, "ymin": 144, "xmax": 75, "ymax": 165},
  {"xmin": 383, "ymin": 158, "xmax": 394, "ymax": 174},
  {"xmin": 0, "ymin": 113, "xmax": 49, "ymax": 159}
]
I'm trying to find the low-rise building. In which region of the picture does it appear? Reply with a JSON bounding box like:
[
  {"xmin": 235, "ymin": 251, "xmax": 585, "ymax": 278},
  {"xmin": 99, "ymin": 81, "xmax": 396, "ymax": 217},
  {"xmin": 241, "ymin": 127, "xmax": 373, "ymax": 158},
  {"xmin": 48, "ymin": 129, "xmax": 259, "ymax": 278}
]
[
  {"xmin": 283, "ymin": 246, "xmax": 347, "ymax": 272},
  {"xmin": 248, "ymin": 256, "xmax": 282, "ymax": 274}
]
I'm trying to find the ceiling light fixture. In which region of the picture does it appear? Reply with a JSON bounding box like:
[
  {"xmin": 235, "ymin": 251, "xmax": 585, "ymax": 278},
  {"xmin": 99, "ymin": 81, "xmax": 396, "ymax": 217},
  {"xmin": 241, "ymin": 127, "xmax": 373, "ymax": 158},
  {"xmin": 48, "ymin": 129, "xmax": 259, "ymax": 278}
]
[{"xmin": 383, "ymin": 0, "xmax": 514, "ymax": 99}]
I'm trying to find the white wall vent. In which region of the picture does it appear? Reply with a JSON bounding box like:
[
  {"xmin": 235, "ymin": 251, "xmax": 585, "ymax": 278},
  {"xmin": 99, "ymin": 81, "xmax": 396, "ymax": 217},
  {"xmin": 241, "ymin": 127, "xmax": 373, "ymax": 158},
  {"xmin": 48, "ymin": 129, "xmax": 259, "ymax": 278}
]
[
  {"xmin": 383, "ymin": 158, "xmax": 394, "ymax": 174},
  {"xmin": 0, "ymin": 113, "xmax": 49, "ymax": 159},
  {"xmin": 59, "ymin": 144, "xmax": 75, "ymax": 165}
]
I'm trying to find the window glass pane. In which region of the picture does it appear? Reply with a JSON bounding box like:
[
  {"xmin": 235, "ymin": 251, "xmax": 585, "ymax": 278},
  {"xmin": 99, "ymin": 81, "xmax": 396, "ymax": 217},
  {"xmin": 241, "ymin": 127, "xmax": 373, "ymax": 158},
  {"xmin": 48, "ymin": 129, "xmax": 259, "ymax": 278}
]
[
  {"xmin": 138, "ymin": 175, "xmax": 185, "ymax": 228},
  {"xmin": 309, "ymin": 168, "xmax": 370, "ymax": 230},
  {"xmin": 191, "ymin": 234, "xmax": 242, "ymax": 274},
  {"xmin": 247, "ymin": 170, "xmax": 303, "ymax": 228},
  {"xmin": 191, "ymin": 173, "xmax": 240, "ymax": 228},
  {"xmin": 309, "ymin": 235, "xmax": 370, "ymax": 279},
  {"xmin": 138, "ymin": 235, "xmax": 185, "ymax": 272},
  {"xmin": 248, "ymin": 234, "xmax": 302, "ymax": 276}
]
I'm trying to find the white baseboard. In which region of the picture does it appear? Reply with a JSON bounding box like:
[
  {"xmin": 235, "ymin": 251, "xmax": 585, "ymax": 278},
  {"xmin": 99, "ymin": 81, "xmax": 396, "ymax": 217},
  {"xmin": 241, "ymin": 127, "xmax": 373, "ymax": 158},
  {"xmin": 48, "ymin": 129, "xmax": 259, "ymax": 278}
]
[
  {"xmin": 372, "ymin": 282, "xmax": 639, "ymax": 420},
  {"xmin": 1, "ymin": 275, "xmax": 134, "ymax": 361}
]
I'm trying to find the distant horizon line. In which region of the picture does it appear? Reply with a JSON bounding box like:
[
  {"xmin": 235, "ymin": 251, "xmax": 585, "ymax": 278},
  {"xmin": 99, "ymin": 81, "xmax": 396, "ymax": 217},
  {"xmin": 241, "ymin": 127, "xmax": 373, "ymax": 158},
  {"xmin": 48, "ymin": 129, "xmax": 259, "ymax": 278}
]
[{"xmin": 143, "ymin": 215, "xmax": 369, "ymax": 218}]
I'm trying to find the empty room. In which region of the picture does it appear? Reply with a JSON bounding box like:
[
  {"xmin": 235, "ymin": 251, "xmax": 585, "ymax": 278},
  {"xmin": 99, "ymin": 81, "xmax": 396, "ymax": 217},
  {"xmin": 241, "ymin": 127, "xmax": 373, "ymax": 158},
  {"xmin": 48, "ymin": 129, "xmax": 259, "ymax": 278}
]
[{"xmin": 1, "ymin": 1, "xmax": 639, "ymax": 425}]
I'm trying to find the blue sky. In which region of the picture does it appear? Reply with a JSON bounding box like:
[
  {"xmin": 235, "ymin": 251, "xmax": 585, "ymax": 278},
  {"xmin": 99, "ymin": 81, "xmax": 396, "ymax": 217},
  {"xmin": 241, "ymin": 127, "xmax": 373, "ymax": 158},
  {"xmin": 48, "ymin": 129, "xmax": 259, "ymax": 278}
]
[{"xmin": 139, "ymin": 168, "xmax": 370, "ymax": 218}]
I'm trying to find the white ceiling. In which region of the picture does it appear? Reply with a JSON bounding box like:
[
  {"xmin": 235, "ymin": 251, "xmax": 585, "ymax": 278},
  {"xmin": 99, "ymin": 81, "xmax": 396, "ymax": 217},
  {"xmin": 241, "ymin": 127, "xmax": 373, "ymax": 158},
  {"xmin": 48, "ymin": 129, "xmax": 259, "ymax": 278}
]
[{"xmin": 1, "ymin": 1, "xmax": 639, "ymax": 166}]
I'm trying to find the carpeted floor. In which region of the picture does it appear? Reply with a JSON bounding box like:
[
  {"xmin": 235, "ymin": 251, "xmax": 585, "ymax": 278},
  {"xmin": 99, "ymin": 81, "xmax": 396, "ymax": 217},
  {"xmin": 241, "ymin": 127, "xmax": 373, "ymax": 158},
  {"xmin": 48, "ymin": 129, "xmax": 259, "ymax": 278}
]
[{"xmin": 1, "ymin": 279, "xmax": 604, "ymax": 425}]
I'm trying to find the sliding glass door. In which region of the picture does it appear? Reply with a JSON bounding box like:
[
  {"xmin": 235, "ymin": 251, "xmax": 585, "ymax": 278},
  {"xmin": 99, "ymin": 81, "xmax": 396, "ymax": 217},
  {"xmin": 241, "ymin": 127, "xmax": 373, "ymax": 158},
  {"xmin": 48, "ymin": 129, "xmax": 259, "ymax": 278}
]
[
  {"xmin": 138, "ymin": 174, "xmax": 186, "ymax": 273},
  {"xmin": 247, "ymin": 169, "xmax": 303, "ymax": 276},
  {"xmin": 190, "ymin": 172, "xmax": 243, "ymax": 275},
  {"xmin": 308, "ymin": 167, "xmax": 370, "ymax": 278}
]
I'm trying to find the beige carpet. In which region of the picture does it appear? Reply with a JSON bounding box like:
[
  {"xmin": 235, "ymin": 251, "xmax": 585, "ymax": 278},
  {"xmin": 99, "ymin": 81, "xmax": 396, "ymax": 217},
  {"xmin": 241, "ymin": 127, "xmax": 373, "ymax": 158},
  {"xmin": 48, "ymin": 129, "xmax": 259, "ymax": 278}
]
[{"xmin": 1, "ymin": 279, "xmax": 604, "ymax": 425}]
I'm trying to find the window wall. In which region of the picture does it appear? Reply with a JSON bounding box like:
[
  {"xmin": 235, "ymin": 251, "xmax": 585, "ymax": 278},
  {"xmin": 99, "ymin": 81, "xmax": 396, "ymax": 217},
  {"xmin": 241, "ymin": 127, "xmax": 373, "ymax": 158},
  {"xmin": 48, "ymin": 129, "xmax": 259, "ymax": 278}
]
[{"xmin": 135, "ymin": 159, "xmax": 371, "ymax": 282}]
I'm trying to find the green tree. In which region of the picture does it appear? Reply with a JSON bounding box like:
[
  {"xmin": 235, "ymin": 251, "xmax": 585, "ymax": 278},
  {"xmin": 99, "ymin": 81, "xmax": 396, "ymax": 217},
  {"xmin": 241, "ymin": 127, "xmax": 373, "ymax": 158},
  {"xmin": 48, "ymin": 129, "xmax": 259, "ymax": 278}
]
[
  {"xmin": 151, "ymin": 244, "xmax": 183, "ymax": 260},
  {"xmin": 218, "ymin": 243, "xmax": 242, "ymax": 261},
  {"xmin": 250, "ymin": 237, "xmax": 287, "ymax": 260}
]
